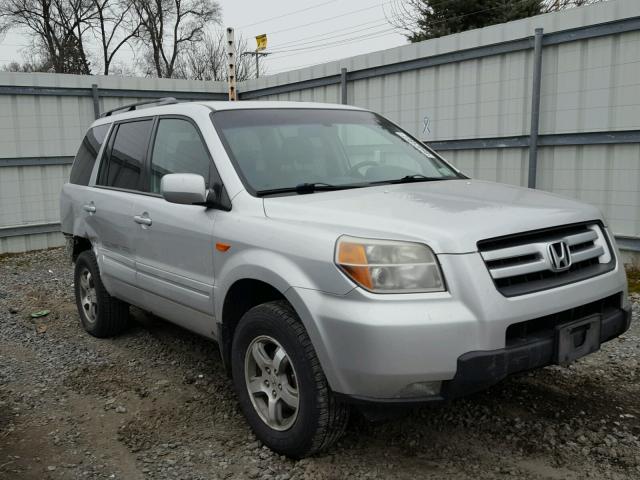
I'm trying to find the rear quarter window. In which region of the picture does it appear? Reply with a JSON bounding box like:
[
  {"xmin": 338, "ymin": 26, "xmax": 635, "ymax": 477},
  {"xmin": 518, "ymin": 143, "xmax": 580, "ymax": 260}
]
[{"xmin": 70, "ymin": 124, "xmax": 110, "ymax": 186}]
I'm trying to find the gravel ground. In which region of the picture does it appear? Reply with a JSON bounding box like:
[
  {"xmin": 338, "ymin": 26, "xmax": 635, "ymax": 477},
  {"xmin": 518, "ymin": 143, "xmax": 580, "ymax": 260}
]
[{"xmin": 1, "ymin": 248, "xmax": 639, "ymax": 480}]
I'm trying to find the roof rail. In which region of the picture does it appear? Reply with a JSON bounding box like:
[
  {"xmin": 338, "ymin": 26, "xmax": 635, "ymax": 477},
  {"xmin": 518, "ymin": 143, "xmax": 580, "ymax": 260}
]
[{"xmin": 100, "ymin": 97, "xmax": 179, "ymax": 118}]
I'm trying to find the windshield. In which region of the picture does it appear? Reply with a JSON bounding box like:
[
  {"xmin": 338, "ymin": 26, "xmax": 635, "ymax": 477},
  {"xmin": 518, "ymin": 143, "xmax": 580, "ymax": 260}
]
[{"xmin": 212, "ymin": 109, "xmax": 462, "ymax": 195}]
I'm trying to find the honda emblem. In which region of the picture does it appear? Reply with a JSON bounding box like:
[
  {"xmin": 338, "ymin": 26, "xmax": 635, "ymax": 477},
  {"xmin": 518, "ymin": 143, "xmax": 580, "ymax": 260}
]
[{"xmin": 548, "ymin": 241, "xmax": 572, "ymax": 271}]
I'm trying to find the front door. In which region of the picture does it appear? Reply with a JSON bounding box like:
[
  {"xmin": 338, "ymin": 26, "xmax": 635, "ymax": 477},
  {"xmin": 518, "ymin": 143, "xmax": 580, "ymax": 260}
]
[{"xmin": 132, "ymin": 116, "xmax": 218, "ymax": 338}]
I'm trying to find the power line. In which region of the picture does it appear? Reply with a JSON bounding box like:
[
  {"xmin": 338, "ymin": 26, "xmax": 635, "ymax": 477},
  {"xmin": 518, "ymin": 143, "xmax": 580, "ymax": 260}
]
[
  {"xmin": 265, "ymin": 0, "xmax": 397, "ymax": 36},
  {"xmin": 266, "ymin": 31, "xmax": 398, "ymax": 73},
  {"xmin": 238, "ymin": 0, "xmax": 340, "ymax": 29},
  {"xmin": 270, "ymin": 30, "xmax": 399, "ymax": 59},
  {"xmin": 261, "ymin": 0, "xmax": 470, "ymax": 38},
  {"xmin": 265, "ymin": 0, "xmax": 545, "ymax": 72},
  {"xmin": 269, "ymin": 29, "xmax": 397, "ymax": 55},
  {"xmin": 257, "ymin": 0, "xmax": 472, "ymax": 52},
  {"xmin": 269, "ymin": 8, "xmax": 422, "ymax": 50},
  {"xmin": 273, "ymin": 20, "xmax": 391, "ymax": 50},
  {"xmin": 273, "ymin": 17, "xmax": 388, "ymax": 46},
  {"xmin": 270, "ymin": 0, "xmax": 541, "ymax": 56}
]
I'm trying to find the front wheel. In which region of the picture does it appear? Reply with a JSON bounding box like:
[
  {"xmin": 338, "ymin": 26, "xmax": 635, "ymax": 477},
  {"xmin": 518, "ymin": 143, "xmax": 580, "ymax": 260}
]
[{"xmin": 231, "ymin": 301, "xmax": 349, "ymax": 458}]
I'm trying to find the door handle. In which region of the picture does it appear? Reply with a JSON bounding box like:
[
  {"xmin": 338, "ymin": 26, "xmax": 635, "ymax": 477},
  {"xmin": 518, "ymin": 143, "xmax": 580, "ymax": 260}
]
[
  {"xmin": 83, "ymin": 203, "xmax": 96, "ymax": 214},
  {"xmin": 133, "ymin": 215, "xmax": 152, "ymax": 226}
]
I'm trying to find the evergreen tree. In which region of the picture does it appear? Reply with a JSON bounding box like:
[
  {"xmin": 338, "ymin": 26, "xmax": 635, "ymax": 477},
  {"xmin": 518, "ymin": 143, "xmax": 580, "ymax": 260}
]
[{"xmin": 403, "ymin": 0, "xmax": 545, "ymax": 42}]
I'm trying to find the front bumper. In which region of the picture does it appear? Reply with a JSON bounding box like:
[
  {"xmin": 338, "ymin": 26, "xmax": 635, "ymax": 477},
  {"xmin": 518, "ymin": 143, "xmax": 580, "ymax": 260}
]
[
  {"xmin": 441, "ymin": 304, "xmax": 631, "ymax": 400},
  {"xmin": 286, "ymin": 251, "xmax": 630, "ymax": 401}
]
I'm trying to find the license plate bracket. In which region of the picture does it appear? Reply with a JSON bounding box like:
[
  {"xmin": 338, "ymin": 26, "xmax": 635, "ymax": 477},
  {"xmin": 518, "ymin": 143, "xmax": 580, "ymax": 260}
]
[{"xmin": 555, "ymin": 314, "xmax": 601, "ymax": 365}]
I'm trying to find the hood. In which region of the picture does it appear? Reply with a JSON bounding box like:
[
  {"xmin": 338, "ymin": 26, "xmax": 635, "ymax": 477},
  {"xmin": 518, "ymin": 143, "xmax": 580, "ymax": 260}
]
[{"xmin": 262, "ymin": 179, "xmax": 603, "ymax": 254}]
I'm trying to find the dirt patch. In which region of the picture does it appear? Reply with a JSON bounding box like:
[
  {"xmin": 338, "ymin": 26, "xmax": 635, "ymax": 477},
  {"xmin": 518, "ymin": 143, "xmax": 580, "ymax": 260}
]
[
  {"xmin": 63, "ymin": 364, "xmax": 146, "ymax": 397},
  {"xmin": 1, "ymin": 248, "xmax": 639, "ymax": 480},
  {"xmin": 627, "ymin": 268, "xmax": 640, "ymax": 295}
]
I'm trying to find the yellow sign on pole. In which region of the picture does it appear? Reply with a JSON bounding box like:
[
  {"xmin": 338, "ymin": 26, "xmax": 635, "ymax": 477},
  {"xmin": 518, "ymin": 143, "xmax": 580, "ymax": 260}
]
[{"xmin": 256, "ymin": 34, "xmax": 267, "ymax": 51}]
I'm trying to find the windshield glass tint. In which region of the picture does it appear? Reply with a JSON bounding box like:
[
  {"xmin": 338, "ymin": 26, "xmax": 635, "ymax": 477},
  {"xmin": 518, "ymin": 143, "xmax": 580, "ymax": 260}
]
[{"xmin": 212, "ymin": 109, "xmax": 459, "ymax": 193}]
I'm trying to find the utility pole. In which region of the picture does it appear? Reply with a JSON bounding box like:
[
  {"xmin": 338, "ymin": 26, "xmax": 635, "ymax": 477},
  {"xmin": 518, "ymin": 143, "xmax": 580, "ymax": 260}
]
[
  {"xmin": 241, "ymin": 50, "xmax": 269, "ymax": 78},
  {"xmin": 240, "ymin": 33, "xmax": 269, "ymax": 79},
  {"xmin": 226, "ymin": 27, "xmax": 237, "ymax": 101},
  {"xmin": 255, "ymin": 52, "xmax": 259, "ymax": 78}
]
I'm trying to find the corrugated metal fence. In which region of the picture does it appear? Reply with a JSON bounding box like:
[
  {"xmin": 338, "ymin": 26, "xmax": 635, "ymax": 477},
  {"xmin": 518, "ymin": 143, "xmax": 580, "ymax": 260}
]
[
  {"xmin": 1, "ymin": 0, "xmax": 639, "ymax": 257},
  {"xmin": 0, "ymin": 75, "xmax": 227, "ymax": 252}
]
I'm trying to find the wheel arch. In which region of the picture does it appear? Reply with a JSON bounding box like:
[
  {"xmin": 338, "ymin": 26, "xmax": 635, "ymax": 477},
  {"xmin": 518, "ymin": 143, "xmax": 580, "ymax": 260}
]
[
  {"xmin": 215, "ymin": 256, "xmax": 344, "ymax": 391},
  {"xmin": 218, "ymin": 277, "xmax": 289, "ymax": 375},
  {"xmin": 69, "ymin": 235, "xmax": 93, "ymax": 262}
]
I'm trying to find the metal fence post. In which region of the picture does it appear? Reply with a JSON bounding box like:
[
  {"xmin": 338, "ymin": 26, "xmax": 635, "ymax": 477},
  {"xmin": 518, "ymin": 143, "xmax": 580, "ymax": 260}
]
[
  {"xmin": 91, "ymin": 84, "xmax": 100, "ymax": 119},
  {"xmin": 226, "ymin": 27, "xmax": 238, "ymax": 101},
  {"xmin": 528, "ymin": 28, "xmax": 544, "ymax": 189},
  {"xmin": 340, "ymin": 68, "xmax": 348, "ymax": 105}
]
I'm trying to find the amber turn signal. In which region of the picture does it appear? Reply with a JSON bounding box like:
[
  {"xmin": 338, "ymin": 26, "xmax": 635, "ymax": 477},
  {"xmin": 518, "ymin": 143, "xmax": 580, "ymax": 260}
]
[
  {"xmin": 216, "ymin": 242, "xmax": 231, "ymax": 252},
  {"xmin": 335, "ymin": 241, "xmax": 373, "ymax": 289}
]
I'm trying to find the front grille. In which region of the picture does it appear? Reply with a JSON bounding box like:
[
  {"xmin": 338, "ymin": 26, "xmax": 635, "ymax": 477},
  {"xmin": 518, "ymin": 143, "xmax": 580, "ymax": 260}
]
[
  {"xmin": 478, "ymin": 222, "xmax": 615, "ymax": 297},
  {"xmin": 505, "ymin": 293, "xmax": 621, "ymax": 346}
]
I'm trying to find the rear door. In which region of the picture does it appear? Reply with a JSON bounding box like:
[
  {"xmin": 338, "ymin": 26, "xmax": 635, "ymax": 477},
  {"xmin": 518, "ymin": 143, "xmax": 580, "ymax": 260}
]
[
  {"xmin": 61, "ymin": 123, "xmax": 111, "ymax": 235},
  {"xmin": 131, "ymin": 116, "xmax": 219, "ymax": 337},
  {"xmin": 87, "ymin": 118, "xmax": 153, "ymax": 304}
]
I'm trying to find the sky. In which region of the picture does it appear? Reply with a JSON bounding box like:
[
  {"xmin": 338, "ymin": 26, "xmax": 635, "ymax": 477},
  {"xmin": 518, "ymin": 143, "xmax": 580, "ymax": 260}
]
[{"xmin": 0, "ymin": 0, "xmax": 409, "ymax": 77}]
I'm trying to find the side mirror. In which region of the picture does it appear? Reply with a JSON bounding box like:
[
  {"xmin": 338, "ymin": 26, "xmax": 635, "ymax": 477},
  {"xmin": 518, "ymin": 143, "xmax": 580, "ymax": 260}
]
[{"xmin": 161, "ymin": 173, "xmax": 206, "ymax": 205}]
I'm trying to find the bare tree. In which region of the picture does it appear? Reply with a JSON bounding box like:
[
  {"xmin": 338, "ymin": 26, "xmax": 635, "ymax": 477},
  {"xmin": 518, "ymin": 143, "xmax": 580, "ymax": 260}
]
[
  {"xmin": 91, "ymin": 0, "xmax": 140, "ymax": 75},
  {"xmin": 0, "ymin": 0, "xmax": 96, "ymax": 73},
  {"xmin": 384, "ymin": 0, "xmax": 420, "ymax": 39},
  {"xmin": 0, "ymin": 12, "xmax": 8, "ymax": 38},
  {"xmin": 131, "ymin": 0, "xmax": 221, "ymax": 78},
  {"xmin": 64, "ymin": 0, "xmax": 94, "ymax": 72},
  {"xmin": 544, "ymin": 0, "xmax": 605, "ymax": 11},
  {"xmin": 176, "ymin": 31, "xmax": 256, "ymax": 81},
  {"xmin": 1, "ymin": 58, "xmax": 51, "ymax": 72}
]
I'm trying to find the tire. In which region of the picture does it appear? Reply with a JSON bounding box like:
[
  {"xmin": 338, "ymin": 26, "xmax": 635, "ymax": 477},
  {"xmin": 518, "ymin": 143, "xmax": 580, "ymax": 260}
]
[
  {"xmin": 231, "ymin": 300, "xmax": 349, "ymax": 458},
  {"xmin": 74, "ymin": 250, "xmax": 129, "ymax": 338}
]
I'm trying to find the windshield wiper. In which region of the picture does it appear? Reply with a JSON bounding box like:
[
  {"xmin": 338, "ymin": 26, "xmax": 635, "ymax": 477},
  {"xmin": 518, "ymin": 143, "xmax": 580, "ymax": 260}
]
[
  {"xmin": 255, "ymin": 176, "xmax": 450, "ymax": 196},
  {"xmin": 388, "ymin": 174, "xmax": 445, "ymax": 184},
  {"xmin": 363, "ymin": 174, "xmax": 452, "ymax": 186},
  {"xmin": 255, "ymin": 182, "xmax": 363, "ymax": 197}
]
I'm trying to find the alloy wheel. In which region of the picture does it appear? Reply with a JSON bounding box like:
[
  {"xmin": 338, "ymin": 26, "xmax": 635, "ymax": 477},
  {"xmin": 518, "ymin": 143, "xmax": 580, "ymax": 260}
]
[
  {"xmin": 78, "ymin": 268, "xmax": 98, "ymax": 324},
  {"xmin": 244, "ymin": 335, "xmax": 299, "ymax": 431}
]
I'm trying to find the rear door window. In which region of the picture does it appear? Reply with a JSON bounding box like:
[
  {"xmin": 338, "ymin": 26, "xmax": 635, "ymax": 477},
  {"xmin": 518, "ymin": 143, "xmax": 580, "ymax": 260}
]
[
  {"xmin": 149, "ymin": 118, "xmax": 212, "ymax": 193},
  {"xmin": 70, "ymin": 124, "xmax": 110, "ymax": 186},
  {"xmin": 98, "ymin": 119, "xmax": 153, "ymax": 191}
]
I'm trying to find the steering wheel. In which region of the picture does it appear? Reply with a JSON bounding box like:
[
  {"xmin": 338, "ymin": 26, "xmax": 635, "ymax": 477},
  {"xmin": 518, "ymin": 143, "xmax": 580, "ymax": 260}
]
[{"xmin": 345, "ymin": 160, "xmax": 379, "ymax": 178}]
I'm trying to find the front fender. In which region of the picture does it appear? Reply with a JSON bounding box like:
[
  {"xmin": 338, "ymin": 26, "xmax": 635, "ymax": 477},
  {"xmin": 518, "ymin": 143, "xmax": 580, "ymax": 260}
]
[
  {"xmin": 213, "ymin": 248, "xmax": 354, "ymax": 392},
  {"xmin": 213, "ymin": 247, "xmax": 353, "ymax": 321}
]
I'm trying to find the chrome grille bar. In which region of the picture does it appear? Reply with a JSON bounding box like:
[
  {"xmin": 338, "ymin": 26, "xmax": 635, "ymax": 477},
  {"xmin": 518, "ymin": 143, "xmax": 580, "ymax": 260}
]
[{"xmin": 478, "ymin": 223, "xmax": 614, "ymax": 296}]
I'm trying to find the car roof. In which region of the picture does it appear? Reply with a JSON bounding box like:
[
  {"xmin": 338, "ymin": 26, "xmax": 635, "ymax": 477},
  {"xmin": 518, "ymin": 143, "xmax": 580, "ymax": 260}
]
[
  {"xmin": 91, "ymin": 100, "xmax": 366, "ymax": 127},
  {"xmin": 198, "ymin": 100, "xmax": 365, "ymax": 111}
]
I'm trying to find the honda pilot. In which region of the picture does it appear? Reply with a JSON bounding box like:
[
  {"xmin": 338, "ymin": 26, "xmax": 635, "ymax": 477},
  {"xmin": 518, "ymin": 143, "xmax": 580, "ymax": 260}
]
[{"xmin": 60, "ymin": 99, "xmax": 631, "ymax": 457}]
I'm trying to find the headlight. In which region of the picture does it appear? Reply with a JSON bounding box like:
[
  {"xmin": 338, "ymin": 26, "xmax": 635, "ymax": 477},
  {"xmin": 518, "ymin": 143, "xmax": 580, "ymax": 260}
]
[{"xmin": 335, "ymin": 236, "xmax": 445, "ymax": 293}]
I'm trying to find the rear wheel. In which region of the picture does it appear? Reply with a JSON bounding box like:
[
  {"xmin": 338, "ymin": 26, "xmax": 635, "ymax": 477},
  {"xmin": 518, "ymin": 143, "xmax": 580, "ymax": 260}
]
[
  {"xmin": 74, "ymin": 250, "xmax": 129, "ymax": 338},
  {"xmin": 231, "ymin": 300, "xmax": 349, "ymax": 458}
]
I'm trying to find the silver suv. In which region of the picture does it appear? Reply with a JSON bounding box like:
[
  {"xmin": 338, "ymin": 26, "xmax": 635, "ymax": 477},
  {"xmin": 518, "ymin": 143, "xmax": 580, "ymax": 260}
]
[{"xmin": 60, "ymin": 99, "xmax": 631, "ymax": 457}]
